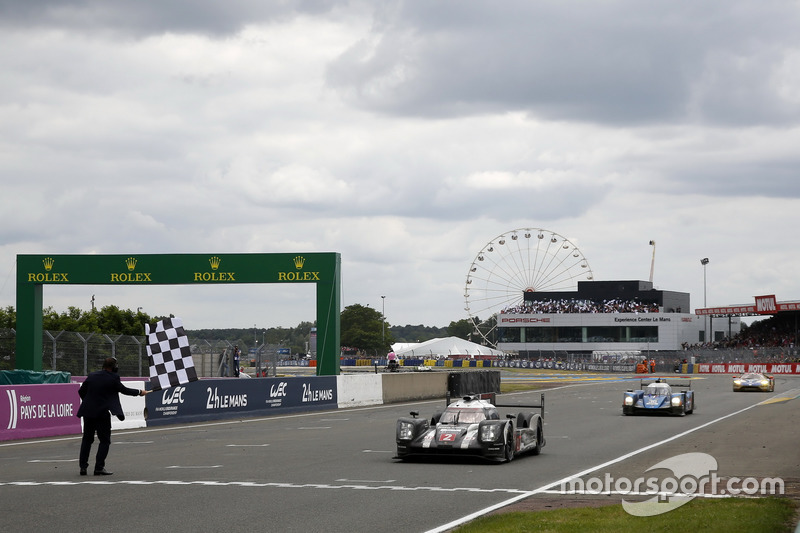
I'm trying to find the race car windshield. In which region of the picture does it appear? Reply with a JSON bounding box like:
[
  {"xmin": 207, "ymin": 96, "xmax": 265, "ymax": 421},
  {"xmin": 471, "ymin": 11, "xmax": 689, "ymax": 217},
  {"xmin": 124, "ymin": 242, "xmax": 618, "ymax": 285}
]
[
  {"xmin": 440, "ymin": 407, "xmax": 486, "ymax": 424},
  {"xmin": 741, "ymin": 373, "xmax": 762, "ymax": 380},
  {"xmin": 645, "ymin": 385, "xmax": 670, "ymax": 396}
]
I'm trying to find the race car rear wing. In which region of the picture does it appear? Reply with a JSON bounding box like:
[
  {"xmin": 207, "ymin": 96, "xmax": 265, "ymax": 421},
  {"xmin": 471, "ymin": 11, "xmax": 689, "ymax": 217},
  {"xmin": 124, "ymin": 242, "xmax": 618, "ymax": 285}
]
[
  {"xmin": 446, "ymin": 391, "xmax": 546, "ymax": 419},
  {"xmin": 640, "ymin": 377, "xmax": 693, "ymax": 389},
  {"xmin": 495, "ymin": 392, "xmax": 546, "ymax": 420}
]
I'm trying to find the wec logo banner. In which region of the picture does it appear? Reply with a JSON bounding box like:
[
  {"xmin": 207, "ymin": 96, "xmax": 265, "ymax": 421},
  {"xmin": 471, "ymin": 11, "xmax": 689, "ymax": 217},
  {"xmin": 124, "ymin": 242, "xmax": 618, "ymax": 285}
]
[{"xmin": 144, "ymin": 376, "xmax": 338, "ymax": 426}]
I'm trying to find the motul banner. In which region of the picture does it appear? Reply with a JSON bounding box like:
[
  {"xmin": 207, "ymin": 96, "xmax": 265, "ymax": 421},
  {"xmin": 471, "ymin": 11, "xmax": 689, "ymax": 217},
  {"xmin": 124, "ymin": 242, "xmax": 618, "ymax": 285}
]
[
  {"xmin": 696, "ymin": 295, "xmax": 800, "ymax": 316},
  {"xmin": 693, "ymin": 363, "xmax": 800, "ymax": 374},
  {"xmin": 754, "ymin": 295, "xmax": 777, "ymax": 314}
]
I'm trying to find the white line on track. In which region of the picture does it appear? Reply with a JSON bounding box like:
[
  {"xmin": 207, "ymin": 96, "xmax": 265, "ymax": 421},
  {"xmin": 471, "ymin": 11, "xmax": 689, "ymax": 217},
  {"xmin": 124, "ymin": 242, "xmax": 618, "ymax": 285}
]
[
  {"xmin": 0, "ymin": 480, "xmax": 528, "ymax": 493},
  {"xmin": 27, "ymin": 459, "xmax": 75, "ymax": 463},
  {"xmin": 336, "ymin": 478, "xmax": 396, "ymax": 483},
  {"xmin": 166, "ymin": 465, "xmax": 223, "ymax": 469},
  {"xmin": 424, "ymin": 401, "xmax": 764, "ymax": 533}
]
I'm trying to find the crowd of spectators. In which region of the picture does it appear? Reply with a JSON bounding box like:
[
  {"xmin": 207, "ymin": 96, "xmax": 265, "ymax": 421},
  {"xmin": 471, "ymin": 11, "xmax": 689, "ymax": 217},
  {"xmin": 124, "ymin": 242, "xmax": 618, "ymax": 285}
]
[
  {"xmin": 501, "ymin": 298, "xmax": 660, "ymax": 314},
  {"xmin": 681, "ymin": 313, "xmax": 799, "ymax": 363},
  {"xmin": 685, "ymin": 313, "xmax": 797, "ymax": 350},
  {"xmin": 727, "ymin": 316, "xmax": 796, "ymax": 349}
]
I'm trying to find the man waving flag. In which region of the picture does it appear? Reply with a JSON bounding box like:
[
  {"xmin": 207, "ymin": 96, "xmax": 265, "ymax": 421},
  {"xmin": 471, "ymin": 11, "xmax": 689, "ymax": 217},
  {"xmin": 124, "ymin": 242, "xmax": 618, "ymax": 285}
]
[{"xmin": 146, "ymin": 317, "xmax": 198, "ymax": 391}]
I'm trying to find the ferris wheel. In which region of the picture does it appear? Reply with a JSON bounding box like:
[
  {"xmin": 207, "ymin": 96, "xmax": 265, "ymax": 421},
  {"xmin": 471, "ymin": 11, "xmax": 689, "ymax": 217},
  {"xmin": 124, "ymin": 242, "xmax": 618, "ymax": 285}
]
[{"xmin": 464, "ymin": 228, "xmax": 594, "ymax": 346}]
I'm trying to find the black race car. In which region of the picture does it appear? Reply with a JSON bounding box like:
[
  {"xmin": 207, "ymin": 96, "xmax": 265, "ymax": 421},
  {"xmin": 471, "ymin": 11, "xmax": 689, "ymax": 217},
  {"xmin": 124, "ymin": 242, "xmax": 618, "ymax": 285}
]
[{"xmin": 395, "ymin": 392, "xmax": 545, "ymax": 463}]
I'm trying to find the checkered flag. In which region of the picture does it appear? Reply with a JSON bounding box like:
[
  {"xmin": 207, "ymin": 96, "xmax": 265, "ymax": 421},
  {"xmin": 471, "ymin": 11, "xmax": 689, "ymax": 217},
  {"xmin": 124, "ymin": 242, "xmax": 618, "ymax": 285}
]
[{"xmin": 146, "ymin": 317, "xmax": 198, "ymax": 391}]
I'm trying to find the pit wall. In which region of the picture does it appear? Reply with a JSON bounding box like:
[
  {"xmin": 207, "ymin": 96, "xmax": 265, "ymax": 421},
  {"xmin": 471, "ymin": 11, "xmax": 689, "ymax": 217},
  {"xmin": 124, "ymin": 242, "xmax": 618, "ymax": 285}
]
[
  {"xmin": 380, "ymin": 372, "xmax": 449, "ymax": 403},
  {"xmin": 0, "ymin": 371, "xmax": 455, "ymax": 442}
]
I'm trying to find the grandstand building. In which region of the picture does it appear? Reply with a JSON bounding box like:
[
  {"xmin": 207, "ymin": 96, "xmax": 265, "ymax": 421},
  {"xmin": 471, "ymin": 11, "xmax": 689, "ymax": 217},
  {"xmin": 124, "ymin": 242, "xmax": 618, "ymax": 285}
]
[{"xmin": 496, "ymin": 280, "xmax": 741, "ymax": 356}]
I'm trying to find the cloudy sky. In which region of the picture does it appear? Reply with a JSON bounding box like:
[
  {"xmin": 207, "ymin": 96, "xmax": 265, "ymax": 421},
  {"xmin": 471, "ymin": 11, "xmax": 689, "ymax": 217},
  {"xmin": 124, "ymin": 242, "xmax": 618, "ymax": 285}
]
[{"xmin": 1, "ymin": 0, "xmax": 799, "ymax": 332}]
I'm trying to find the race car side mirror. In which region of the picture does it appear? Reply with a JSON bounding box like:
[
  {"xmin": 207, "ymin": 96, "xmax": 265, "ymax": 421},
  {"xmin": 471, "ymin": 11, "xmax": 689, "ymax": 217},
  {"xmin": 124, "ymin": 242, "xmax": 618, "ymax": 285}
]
[
  {"xmin": 506, "ymin": 414, "xmax": 515, "ymax": 420},
  {"xmin": 410, "ymin": 411, "xmax": 419, "ymax": 418}
]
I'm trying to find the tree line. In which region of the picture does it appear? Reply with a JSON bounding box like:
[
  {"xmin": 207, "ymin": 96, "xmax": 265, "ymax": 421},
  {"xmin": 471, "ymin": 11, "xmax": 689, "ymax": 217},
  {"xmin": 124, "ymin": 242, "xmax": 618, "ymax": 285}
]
[{"xmin": 0, "ymin": 304, "xmax": 480, "ymax": 357}]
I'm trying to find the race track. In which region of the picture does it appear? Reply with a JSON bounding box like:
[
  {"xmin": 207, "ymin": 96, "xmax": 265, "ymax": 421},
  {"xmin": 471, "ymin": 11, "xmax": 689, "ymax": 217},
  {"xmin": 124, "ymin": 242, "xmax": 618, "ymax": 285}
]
[{"xmin": 1, "ymin": 372, "xmax": 798, "ymax": 532}]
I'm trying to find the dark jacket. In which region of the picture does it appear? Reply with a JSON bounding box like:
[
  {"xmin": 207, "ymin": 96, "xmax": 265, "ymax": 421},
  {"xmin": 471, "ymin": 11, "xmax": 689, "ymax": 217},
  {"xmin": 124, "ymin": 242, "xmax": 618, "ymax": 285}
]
[{"xmin": 77, "ymin": 369, "xmax": 140, "ymax": 419}]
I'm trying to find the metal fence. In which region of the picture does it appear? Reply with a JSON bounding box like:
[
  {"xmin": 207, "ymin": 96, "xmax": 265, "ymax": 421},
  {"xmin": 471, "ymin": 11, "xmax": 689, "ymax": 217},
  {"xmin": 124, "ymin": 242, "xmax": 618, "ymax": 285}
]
[
  {"xmin": 0, "ymin": 328, "xmax": 286, "ymax": 378},
  {"xmin": 511, "ymin": 346, "xmax": 798, "ymax": 373},
  {"xmin": 1, "ymin": 328, "xmax": 796, "ymax": 377},
  {"xmin": 676, "ymin": 346, "xmax": 798, "ymax": 364}
]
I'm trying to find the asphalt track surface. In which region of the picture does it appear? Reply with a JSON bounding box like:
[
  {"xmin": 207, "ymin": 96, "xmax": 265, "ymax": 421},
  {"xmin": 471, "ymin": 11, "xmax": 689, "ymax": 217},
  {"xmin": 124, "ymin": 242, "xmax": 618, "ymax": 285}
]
[{"xmin": 1, "ymin": 372, "xmax": 798, "ymax": 533}]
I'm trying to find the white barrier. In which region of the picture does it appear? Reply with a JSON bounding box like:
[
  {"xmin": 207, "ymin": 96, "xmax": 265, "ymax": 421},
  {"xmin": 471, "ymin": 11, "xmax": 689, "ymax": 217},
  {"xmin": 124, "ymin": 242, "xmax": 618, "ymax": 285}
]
[
  {"xmin": 336, "ymin": 374, "xmax": 383, "ymax": 407},
  {"xmin": 111, "ymin": 380, "xmax": 148, "ymax": 430}
]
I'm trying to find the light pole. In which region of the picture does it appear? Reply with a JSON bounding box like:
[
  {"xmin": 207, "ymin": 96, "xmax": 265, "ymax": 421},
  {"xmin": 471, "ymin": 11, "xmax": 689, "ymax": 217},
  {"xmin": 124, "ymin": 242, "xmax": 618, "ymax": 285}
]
[
  {"xmin": 701, "ymin": 258, "xmax": 709, "ymax": 343},
  {"xmin": 648, "ymin": 240, "xmax": 656, "ymax": 283},
  {"xmin": 381, "ymin": 295, "xmax": 386, "ymax": 346}
]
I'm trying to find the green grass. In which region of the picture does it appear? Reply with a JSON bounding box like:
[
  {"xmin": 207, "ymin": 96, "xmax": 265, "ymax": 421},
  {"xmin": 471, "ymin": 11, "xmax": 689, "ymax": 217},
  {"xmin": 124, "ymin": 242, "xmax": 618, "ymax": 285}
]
[
  {"xmin": 452, "ymin": 497, "xmax": 797, "ymax": 533},
  {"xmin": 500, "ymin": 382, "xmax": 543, "ymax": 393}
]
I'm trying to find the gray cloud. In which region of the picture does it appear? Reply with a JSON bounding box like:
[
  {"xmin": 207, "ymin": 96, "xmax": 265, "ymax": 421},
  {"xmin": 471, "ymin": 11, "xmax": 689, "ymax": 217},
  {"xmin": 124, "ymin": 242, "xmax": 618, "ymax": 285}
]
[
  {"xmin": 0, "ymin": 0, "xmax": 338, "ymax": 36},
  {"xmin": 1, "ymin": 1, "xmax": 799, "ymax": 329},
  {"xmin": 327, "ymin": 1, "xmax": 800, "ymax": 127}
]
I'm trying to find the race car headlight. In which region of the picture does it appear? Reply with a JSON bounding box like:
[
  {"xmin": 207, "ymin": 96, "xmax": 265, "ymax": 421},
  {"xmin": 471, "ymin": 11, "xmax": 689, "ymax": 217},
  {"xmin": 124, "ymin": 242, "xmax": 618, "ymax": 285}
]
[
  {"xmin": 398, "ymin": 421, "xmax": 415, "ymax": 440},
  {"xmin": 671, "ymin": 396, "xmax": 682, "ymax": 406},
  {"xmin": 733, "ymin": 380, "xmax": 742, "ymax": 385},
  {"xmin": 761, "ymin": 380, "xmax": 769, "ymax": 386},
  {"xmin": 624, "ymin": 396, "xmax": 634, "ymax": 406},
  {"xmin": 480, "ymin": 424, "xmax": 500, "ymax": 442}
]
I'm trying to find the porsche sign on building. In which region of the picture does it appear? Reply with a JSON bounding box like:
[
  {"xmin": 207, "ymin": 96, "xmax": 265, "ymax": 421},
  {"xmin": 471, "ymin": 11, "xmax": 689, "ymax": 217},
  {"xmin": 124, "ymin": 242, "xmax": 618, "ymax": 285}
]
[
  {"xmin": 498, "ymin": 311, "xmax": 706, "ymax": 353},
  {"xmin": 496, "ymin": 280, "xmax": 739, "ymax": 354}
]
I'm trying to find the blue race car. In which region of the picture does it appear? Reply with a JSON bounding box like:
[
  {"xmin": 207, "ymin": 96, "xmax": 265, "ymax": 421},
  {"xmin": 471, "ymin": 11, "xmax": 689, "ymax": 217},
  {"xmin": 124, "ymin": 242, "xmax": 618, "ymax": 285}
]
[
  {"xmin": 732, "ymin": 372, "xmax": 775, "ymax": 392},
  {"xmin": 623, "ymin": 378, "xmax": 695, "ymax": 416}
]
